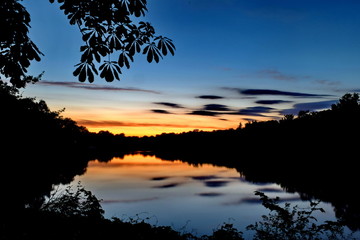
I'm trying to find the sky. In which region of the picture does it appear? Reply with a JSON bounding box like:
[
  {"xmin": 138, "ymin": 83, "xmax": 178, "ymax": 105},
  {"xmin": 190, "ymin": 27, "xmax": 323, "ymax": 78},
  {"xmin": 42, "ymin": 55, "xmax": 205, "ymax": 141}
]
[{"xmin": 19, "ymin": 0, "xmax": 360, "ymax": 136}]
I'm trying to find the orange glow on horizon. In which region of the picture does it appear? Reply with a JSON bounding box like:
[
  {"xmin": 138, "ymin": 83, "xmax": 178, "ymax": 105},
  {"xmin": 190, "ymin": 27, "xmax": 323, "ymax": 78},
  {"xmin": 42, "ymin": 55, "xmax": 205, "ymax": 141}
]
[{"xmin": 62, "ymin": 105, "xmax": 274, "ymax": 137}]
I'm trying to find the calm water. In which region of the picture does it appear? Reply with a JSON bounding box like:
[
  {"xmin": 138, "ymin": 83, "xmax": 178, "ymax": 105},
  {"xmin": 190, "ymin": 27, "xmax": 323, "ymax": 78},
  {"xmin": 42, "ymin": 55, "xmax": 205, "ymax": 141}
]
[{"xmin": 68, "ymin": 153, "xmax": 336, "ymax": 236}]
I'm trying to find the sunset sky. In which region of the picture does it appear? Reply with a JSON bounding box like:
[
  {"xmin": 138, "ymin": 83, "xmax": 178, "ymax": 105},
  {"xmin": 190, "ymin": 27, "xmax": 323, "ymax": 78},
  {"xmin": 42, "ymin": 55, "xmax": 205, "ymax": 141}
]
[{"xmin": 20, "ymin": 0, "xmax": 360, "ymax": 136}]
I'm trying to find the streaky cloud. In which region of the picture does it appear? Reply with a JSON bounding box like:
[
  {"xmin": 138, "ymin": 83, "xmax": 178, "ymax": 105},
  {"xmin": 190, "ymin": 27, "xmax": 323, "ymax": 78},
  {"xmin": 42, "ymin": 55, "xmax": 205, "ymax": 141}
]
[
  {"xmin": 257, "ymin": 69, "xmax": 299, "ymax": 81},
  {"xmin": 151, "ymin": 109, "xmax": 172, "ymax": 114},
  {"xmin": 154, "ymin": 102, "xmax": 184, "ymax": 108},
  {"xmin": 196, "ymin": 95, "xmax": 224, "ymax": 99},
  {"xmin": 197, "ymin": 192, "xmax": 223, "ymax": 197},
  {"xmin": 314, "ymin": 79, "xmax": 341, "ymax": 86},
  {"xmin": 39, "ymin": 81, "xmax": 160, "ymax": 94},
  {"xmin": 224, "ymin": 196, "xmax": 301, "ymax": 205},
  {"xmin": 281, "ymin": 100, "xmax": 338, "ymax": 115},
  {"xmin": 255, "ymin": 100, "xmax": 292, "ymax": 105},
  {"xmin": 237, "ymin": 106, "xmax": 274, "ymax": 116},
  {"xmin": 203, "ymin": 104, "xmax": 232, "ymax": 111},
  {"xmin": 150, "ymin": 177, "xmax": 169, "ymax": 181},
  {"xmin": 204, "ymin": 180, "xmax": 229, "ymax": 188},
  {"xmin": 191, "ymin": 175, "xmax": 219, "ymax": 181},
  {"xmin": 188, "ymin": 110, "xmax": 219, "ymax": 116},
  {"xmin": 76, "ymin": 119, "xmax": 220, "ymax": 129},
  {"xmin": 188, "ymin": 105, "xmax": 275, "ymax": 117},
  {"xmin": 225, "ymin": 88, "xmax": 330, "ymax": 97},
  {"xmin": 153, "ymin": 183, "xmax": 181, "ymax": 189}
]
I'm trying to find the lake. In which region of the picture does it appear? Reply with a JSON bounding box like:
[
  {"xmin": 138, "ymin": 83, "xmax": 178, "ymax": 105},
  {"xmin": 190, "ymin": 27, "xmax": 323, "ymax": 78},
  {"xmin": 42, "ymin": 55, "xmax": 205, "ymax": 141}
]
[{"xmin": 68, "ymin": 153, "xmax": 336, "ymax": 236}]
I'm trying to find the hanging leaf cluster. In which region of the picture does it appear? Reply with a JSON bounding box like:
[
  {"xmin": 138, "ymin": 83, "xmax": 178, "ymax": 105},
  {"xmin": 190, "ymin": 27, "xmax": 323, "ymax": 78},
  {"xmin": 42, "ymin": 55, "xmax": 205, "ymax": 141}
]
[
  {"xmin": 0, "ymin": 0, "xmax": 44, "ymax": 88},
  {"xmin": 50, "ymin": 0, "xmax": 176, "ymax": 83}
]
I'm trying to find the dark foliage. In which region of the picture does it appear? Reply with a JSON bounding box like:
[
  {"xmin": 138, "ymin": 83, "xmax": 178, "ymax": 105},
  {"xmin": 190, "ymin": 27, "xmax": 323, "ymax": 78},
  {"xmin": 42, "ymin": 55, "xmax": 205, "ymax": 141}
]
[
  {"xmin": 1, "ymin": 0, "xmax": 175, "ymax": 87},
  {"xmin": 0, "ymin": 0, "xmax": 43, "ymax": 88},
  {"xmin": 247, "ymin": 191, "xmax": 353, "ymax": 240},
  {"xmin": 0, "ymin": 81, "xmax": 90, "ymax": 215},
  {"xmin": 2, "ymin": 183, "xmax": 353, "ymax": 239}
]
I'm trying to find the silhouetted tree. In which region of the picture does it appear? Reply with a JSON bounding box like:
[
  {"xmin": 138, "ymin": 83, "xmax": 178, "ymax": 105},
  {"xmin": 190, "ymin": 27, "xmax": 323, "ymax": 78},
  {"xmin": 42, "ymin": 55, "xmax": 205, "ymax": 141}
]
[
  {"xmin": 331, "ymin": 93, "xmax": 360, "ymax": 112},
  {"xmin": 1, "ymin": 0, "xmax": 175, "ymax": 88},
  {"xmin": 247, "ymin": 192, "xmax": 354, "ymax": 240}
]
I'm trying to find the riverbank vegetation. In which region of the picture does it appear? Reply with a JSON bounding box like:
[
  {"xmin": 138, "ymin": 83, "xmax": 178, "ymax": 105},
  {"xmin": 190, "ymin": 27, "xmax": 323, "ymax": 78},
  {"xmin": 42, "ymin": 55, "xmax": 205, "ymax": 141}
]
[{"xmin": 1, "ymin": 183, "xmax": 355, "ymax": 240}]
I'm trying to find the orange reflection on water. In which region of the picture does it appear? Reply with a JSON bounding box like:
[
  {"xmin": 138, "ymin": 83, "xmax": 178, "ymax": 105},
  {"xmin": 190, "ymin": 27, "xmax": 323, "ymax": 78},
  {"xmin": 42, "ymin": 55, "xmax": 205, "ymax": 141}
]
[
  {"xmin": 85, "ymin": 154, "xmax": 239, "ymax": 181},
  {"xmin": 77, "ymin": 154, "xmax": 241, "ymax": 195},
  {"xmin": 72, "ymin": 153, "xmax": 305, "ymax": 235}
]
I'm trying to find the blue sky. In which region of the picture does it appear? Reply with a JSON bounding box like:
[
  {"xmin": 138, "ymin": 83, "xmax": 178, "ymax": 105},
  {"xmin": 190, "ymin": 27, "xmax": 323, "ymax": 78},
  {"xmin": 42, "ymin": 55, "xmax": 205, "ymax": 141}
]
[{"xmin": 20, "ymin": 0, "xmax": 360, "ymax": 136}]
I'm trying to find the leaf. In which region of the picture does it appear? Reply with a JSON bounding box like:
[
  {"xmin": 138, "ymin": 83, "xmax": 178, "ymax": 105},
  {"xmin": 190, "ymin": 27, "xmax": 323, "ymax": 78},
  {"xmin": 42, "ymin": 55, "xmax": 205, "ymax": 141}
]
[
  {"xmin": 82, "ymin": 32, "xmax": 92, "ymax": 42},
  {"xmin": 87, "ymin": 65, "xmax": 94, "ymax": 83},
  {"xmin": 94, "ymin": 51, "xmax": 101, "ymax": 63},
  {"xmin": 100, "ymin": 65, "xmax": 107, "ymax": 78},
  {"xmin": 79, "ymin": 67, "xmax": 86, "ymax": 82},
  {"xmin": 89, "ymin": 62, "xmax": 98, "ymax": 75},
  {"xmin": 113, "ymin": 67, "xmax": 120, "ymax": 81},
  {"xmin": 143, "ymin": 45, "xmax": 150, "ymax": 55},
  {"xmin": 118, "ymin": 52, "xmax": 131, "ymax": 69},
  {"xmin": 99, "ymin": 63, "xmax": 106, "ymax": 71},
  {"xmin": 136, "ymin": 42, "xmax": 141, "ymax": 53},
  {"xmin": 118, "ymin": 53, "xmax": 124, "ymax": 68},
  {"xmin": 147, "ymin": 48, "xmax": 153, "ymax": 63},
  {"xmin": 80, "ymin": 45, "xmax": 88, "ymax": 52},
  {"xmin": 113, "ymin": 63, "xmax": 122, "ymax": 75},
  {"xmin": 153, "ymin": 51, "xmax": 159, "ymax": 63},
  {"xmin": 124, "ymin": 55, "xmax": 130, "ymax": 69},
  {"xmin": 165, "ymin": 41, "xmax": 175, "ymax": 56},
  {"xmin": 104, "ymin": 67, "xmax": 114, "ymax": 82},
  {"xmin": 161, "ymin": 43, "xmax": 167, "ymax": 56},
  {"xmin": 73, "ymin": 64, "xmax": 84, "ymax": 77}
]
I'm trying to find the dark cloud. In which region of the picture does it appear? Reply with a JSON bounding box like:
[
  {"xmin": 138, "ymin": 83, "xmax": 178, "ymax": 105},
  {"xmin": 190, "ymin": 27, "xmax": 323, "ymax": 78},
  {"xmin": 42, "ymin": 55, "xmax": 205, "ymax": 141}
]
[
  {"xmin": 151, "ymin": 109, "xmax": 172, "ymax": 114},
  {"xmin": 196, "ymin": 95, "xmax": 224, "ymax": 100},
  {"xmin": 39, "ymin": 81, "xmax": 160, "ymax": 94},
  {"xmin": 153, "ymin": 183, "xmax": 181, "ymax": 189},
  {"xmin": 150, "ymin": 177, "xmax": 169, "ymax": 181},
  {"xmin": 224, "ymin": 196, "xmax": 301, "ymax": 206},
  {"xmin": 227, "ymin": 88, "xmax": 329, "ymax": 97},
  {"xmin": 154, "ymin": 102, "xmax": 184, "ymax": 108},
  {"xmin": 255, "ymin": 100, "xmax": 292, "ymax": 105},
  {"xmin": 188, "ymin": 110, "xmax": 219, "ymax": 116},
  {"xmin": 237, "ymin": 106, "xmax": 274, "ymax": 116},
  {"xmin": 191, "ymin": 175, "xmax": 219, "ymax": 181},
  {"xmin": 204, "ymin": 180, "xmax": 229, "ymax": 188},
  {"xmin": 281, "ymin": 100, "xmax": 338, "ymax": 115},
  {"xmin": 203, "ymin": 104, "xmax": 232, "ymax": 111},
  {"xmin": 188, "ymin": 104, "xmax": 275, "ymax": 118},
  {"xmin": 197, "ymin": 192, "xmax": 223, "ymax": 197}
]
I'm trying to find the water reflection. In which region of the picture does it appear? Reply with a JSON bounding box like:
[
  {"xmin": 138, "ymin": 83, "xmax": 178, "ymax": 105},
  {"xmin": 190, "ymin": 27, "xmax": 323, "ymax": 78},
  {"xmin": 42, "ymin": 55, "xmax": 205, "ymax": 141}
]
[{"xmin": 71, "ymin": 154, "xmax": 335, "ymax": 235}]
